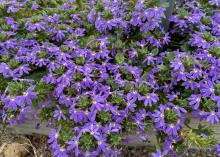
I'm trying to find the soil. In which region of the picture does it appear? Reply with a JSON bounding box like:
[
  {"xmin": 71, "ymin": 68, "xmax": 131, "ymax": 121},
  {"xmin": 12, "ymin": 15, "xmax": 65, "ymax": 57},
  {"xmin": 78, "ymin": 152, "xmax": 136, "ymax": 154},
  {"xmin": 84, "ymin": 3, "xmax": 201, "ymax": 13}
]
[{"xmin": 0, "ymin": 123, "xmax": 51, "ymax": 157}]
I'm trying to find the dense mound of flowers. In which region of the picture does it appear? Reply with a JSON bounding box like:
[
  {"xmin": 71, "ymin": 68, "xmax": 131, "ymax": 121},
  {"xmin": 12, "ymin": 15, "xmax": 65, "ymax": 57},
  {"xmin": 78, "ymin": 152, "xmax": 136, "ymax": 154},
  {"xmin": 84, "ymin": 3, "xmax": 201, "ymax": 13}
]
[{"xmin": 1, "ymin": 0, "xmax": 220, "ymax": 156}]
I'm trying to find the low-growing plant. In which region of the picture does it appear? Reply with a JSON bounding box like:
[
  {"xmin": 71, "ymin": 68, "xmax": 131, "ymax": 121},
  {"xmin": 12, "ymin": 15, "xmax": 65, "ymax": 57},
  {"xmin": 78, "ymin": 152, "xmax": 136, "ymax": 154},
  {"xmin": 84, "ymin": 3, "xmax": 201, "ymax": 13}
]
[{"xmin": 1, "ymin": 0, "xmax": 220, "ymax": 156}]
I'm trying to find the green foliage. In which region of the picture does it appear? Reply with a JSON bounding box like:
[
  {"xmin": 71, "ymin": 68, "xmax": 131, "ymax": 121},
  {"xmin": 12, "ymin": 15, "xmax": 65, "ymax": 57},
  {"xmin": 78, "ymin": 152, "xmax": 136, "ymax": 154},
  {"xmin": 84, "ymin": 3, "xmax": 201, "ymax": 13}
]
[
  {"xmin": 175, "ymin": 143, "xmax": 187, "ymax": 154},
  {"xmin": 202, "ymin": 17, "xmax": 212, "ymax": 26},
  {"xmin": 0, "ymin": 75, "xmax": 10, "ymax": 94},
  {"xmin": 124, "ymin": 83, "xmax": 134, "ymax": 93},
  {"xmin": 138, "ymin": 84, "xmax": 150, "ymax": 95},
  {"xmin": 109, "ymin": 134, "xmax": 122, "ymax": 147},
  {"xmin": 1, "ymin": 54, "xmax": 10, "ymax": 62},
  {"xmin": 210, "ymin": 46, "xmax": 220, "ymax": 57},
  {"xmin": 152, "ymin": 48, "xmax": 159, "ymax": 56},
  {"xmin": 9, "ymin": 59, "xmax": 20, "ymax": 70},
  {"xmin": 75, "ymin": 56, "xmax": 85, "ymax": 65},
  {"xmin": 77, "ymin": 96, "xmax": 90, "ymax": 109},
  {"xmin": 65, "ymin": 87, "xmax": 77, "ymax": 96},
  {"xmin": 164, "ymin": 109, "xmax": 177, "ymax": 124},
  {"xmin": 215, "ymin": 83, "xmax": 220, "ymax": 95},
  {"xmin": 76, "ymin": 0, "xmax": 83, "ymax": 10},
  {"xmin": 115, "ymin": 51, "xmax": 125, "ymax": 65},
  {"xmin": 159, "ymin": 2, "xmax": 170, "ymax": 8},
  {"xmin": 158, "ymin": 64, "xmax": 169, "ymax": 71},
  {"xmin": 110, "ymin": 94, "xmax": 125, "ymax": 105},
  {"xmin": 177, "ymin": 8, "xmax": 189, "ymax": 19},
  {"xmin": 80, "ymin": 134, "xmax": 95, "ymax": 149},
  {"xmin": 124, "ymin": 120, "xmax": 135, "ymax": 133},
  {"xmin": 8, "ymin": 81, "xmax": 29, "ymax": 95},
  {"xmin": 39, "ymin": 107, "xmax": 55, "ymax": 121},
  {"xmin": 35, "ymin": 81, "xmax": 54, "ymax": 100},
  {"xmin": 59, "ymin": 122, "xmax": 73, "ymax": 142},
  {"xmin": 120, "ymin": 67, "xmax": 133, "ymax": 81},
  {"xmin": 202, "ymin": 31, "xmax": 215, "ymax": 42},
  {"xmin": 107, "ymin": 76, "xmax": 119, "ymax": 90},
  {"xmin": 98, "ymin": 111, "xmax": 112, "ymax": 124},
  {"xmin": 180, "ymin": 42, "xmax": 190, "ymax": 52},
  {"xmin": 176, "ymin": 99, "xmax": 192, "ymax": 111},
  {"xmin": 202, "ymin": 99, "xmax": 216, "ymax": 110},
  {"xmin": 181, "ymin": 127, "xmax": 217, "ymax": 149},
  {"xmin": 73, "ymin": 72, "xmax": 82, "ymax": 82},
  {"xmin": 194, "ymin": 124, "xmax": 214, "ymax": 136},
  {"xmin": 26, "ymin": 68, "xmax": 47, "ymax": 81}
]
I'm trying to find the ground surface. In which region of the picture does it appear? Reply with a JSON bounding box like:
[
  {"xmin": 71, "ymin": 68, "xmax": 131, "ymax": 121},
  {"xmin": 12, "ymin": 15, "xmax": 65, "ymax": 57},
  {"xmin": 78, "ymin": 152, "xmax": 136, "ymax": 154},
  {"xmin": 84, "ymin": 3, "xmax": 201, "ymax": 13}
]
[{"xmin": 0, "ymin": 122, "xmax": 218, "ymax": 157}]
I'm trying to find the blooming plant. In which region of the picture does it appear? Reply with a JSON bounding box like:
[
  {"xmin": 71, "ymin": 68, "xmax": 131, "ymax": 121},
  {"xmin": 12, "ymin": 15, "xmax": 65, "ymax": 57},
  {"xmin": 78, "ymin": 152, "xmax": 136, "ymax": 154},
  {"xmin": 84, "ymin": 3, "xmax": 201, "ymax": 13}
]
[{"xmin": 1, "ymin": 0, "xmax": 220, "ymax": 156}]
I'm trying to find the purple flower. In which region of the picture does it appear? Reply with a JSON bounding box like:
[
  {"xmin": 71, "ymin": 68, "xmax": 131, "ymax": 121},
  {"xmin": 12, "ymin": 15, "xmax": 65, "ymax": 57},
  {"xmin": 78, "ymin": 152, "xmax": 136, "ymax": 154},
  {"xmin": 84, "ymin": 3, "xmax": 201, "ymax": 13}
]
[
  {"xmin": 210, "ymin": 0, "xmax": 220, "ymax": 6},
  {"xmin": 151, "ymin": 149, "xmax": 167, "ymax": 157},
  {"xmin": 7, "ymin": 6, "xmax": 19, "ymax": 13},
  {"xmin": 90, "ymin": 94, "xmax": 105, "ymax": 112},
  {"xmin": 54, "ymin": 105, "xmax": 67, "ymax": 121},
  {"xmin": 206, "ymin": 111, "xmax": 220, "ymax": 124},
  {"xmin": 96, "ymin": 136, "xmax": 109, "ymax": 153},
  {"xmin": 129, "ymin": 48, "xmax": 138, "ymax": 58},
  {"xmin": 48, "ymin": 125, "xmax": 61, "ymax": 146},
  {"xmin": 164, "ymin": 123, "xmax": 179, "ymax": 135},
  {"xmin": 52, "ymin": 30, "xmax": 67, "ymax": 41},
  {"xmin": 143, "ymin": 53, "xmax": 156, "ymax": 65},
  {"xmin": 14, "ymin": 64, "xmax": 31, "ymax": 76},
  {"xmin": 87, "ymin": 9, "xmax": 96, "ymax": 23},
  {"xmin": 188, "ymin": 94, "xmax": 201, "ymax": 109},
  {"xmin": 166, "ymin": 92, "xmax": 180, "ymax": 101},
  {"xmin": 53, "ymin": 144, "xmax": 68, "ymax": 157},
  {"xmin": 215, "ymin": 144, "xmax": 220, "ymax": 156},
  {"xmin": 28, "ymin": 22, "xmax": 45, "ymax": 32},
  {"xmin": 125, "ymin": 99, "xmax": 136, "ymax": 112},
  {"xmin": 152, "ymin": 105, "xmax": 166, "ymax": 127},
  {"xmin": 127, "ymin": 91, "xmax": 140, "ymax": 102},
  {"xmin": 66, "ymin": 136, "xmax": 80, "ymax": 156},
  {"xmin": 31, "ymin": 1, "xmax": 38, "ymax": 10},
  {"xmin": 139, "ymin": 92, "xmax": 159, "ymax": 106},
  {"xmin": 171, "ymin": 57, "xmax": 185, "ymax": 71},
  {"xmin": 200, "ymin": 80, "xmax": 215, "ymax": 97},
  {"xmin": 1, "ymin": 94, "xmax": 20, "ymax": 111},
  {"xmin": 190, "ymin": 32, "xmax": 211, "ymax": 49},
  {"xmin": 132, "ymin": 114, "xmax": 146, "ymax": 131}
]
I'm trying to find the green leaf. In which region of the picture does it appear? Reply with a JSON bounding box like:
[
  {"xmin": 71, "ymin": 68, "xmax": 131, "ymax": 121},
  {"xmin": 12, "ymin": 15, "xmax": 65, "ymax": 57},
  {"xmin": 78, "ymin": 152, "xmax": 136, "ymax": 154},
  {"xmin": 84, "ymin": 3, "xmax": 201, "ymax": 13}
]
[
  {"xmin": 109, "ymin": 134, "xmax": 122, "ymax": 146},
  {"xmin": 159, "ymin": 2, "xmax": 169, "ymax": 8},
  {"xmin": 77, "ymin": 96, "xmax": 90, "ymax": 109},
  {"xmin": 9, "ymin": 59, "xmax": 20, "ymax": 69},
  {"xmin": 59, "ymin": 126, "xmax": 73, "ymax": 141},
  {"xmin": 152, "ymin": 48, "xmax": 159, "ymax": 56},
  {"xmin": 80, "ymin": 134, "xmax": 95, "ymax": 149},
  {"xmin": 110, "ymin": 94, "xmax": 125, "ymax": 105},
  {"xmin": 124, "ymin": 83, "xmax": 134, "ymax": 93},
  {"xmin": 124, "ymin": 121, "xmax": 135, "ymax": 133},
  {"xmin": 39, "ymin": 106, "xmax": 55, "ymax": 121},
  {"xmin": 115, "ymin": 39, "xmax": 124, "ymax": 49},
  {"xmin": 202, "ymin": 99, "xmax": 216, "ymax": 110},
  {"xmin": 202, "ymin": 31, "xmax": 215, "ymax": 42},
  {"xmin": 115, "ymin": 51, "xmax": 124, "ymax": 65},
  {"xmin": 210, "ymin": 46, "xmax": 220, "ymax": 57},
  {"xmin": 164, "ymin": 109, "xmax": 177, "ymax": 124},
  {"xmin": 177, "ymin": 8, "xmax": 189, "ymax": 19},
  {"xmin": 158, "ymin": 65, "xmax": 168, "ymax": 71},
  {"xmin": 1, "ymin": 54, "xmax": 10, "ymax": 62},
  {"xmin": 108, "ymin": 76, "xmax": 119, "ymax": 90},
  {"xmin": 138, "ymin": 84, "xmax": 150, "ymax": 95},
  {"xmin": 98, "ymin": 111, "xmax": 112, "ymax": 123}
]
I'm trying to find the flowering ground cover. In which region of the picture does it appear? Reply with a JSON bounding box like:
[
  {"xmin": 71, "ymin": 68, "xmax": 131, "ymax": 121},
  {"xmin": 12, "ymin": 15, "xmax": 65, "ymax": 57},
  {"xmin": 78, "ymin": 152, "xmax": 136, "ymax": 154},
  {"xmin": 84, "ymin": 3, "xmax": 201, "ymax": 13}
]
[{"xmin": 1, "ymin": 0, "xmax": 220, "ymax": 156}]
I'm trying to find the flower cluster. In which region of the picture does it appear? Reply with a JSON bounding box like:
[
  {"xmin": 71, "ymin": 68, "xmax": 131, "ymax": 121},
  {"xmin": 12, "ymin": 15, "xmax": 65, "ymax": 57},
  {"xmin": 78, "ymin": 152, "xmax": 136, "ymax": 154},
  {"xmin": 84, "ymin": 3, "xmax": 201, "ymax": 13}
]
[{"xmin": 0, "ymin": 0, "xmax": 220, "ymax": 157}]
